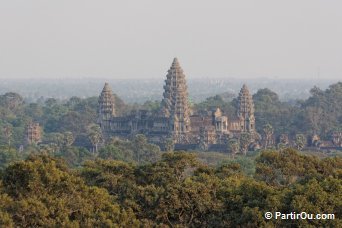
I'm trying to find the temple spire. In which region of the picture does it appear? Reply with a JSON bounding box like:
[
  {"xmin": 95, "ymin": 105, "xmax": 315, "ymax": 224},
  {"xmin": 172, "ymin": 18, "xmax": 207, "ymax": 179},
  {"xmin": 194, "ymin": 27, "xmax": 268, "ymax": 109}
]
[
  {"xmin": 237, "ymin": 84, "xmax": 255, "ymax": 132},
  {"xmin": 161, "ymin": 58, "xmax": 191, "ymax": 143},
  {"xmin": 172, "ymin": 57, "xmax": 180, "ymax": 67},
  {"xmin": 98, "ymin": 83, "xmax": 116, "ymax": 130}
]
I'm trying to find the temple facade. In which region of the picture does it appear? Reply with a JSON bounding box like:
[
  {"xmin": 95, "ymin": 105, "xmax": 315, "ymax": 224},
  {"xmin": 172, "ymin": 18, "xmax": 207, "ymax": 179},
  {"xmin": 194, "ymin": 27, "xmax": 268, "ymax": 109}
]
[{"xmin": 98, "ymin": 58, "xmax": 257, "ymax": 151}]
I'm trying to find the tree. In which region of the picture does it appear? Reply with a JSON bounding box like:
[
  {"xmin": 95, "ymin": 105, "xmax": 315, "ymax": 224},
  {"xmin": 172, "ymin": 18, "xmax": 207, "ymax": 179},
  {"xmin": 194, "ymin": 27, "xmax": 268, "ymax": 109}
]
[
  {"xmin": 279, "ymin": 134, "xmax": 289, "ymax": 145},
  {"xmin": 98, "ymin": 144, "xmax": 133, "ymax": 162},
  {"xmin": 262, "ymin": 123, "xmax": 274, "ymax": 149},
  {"xmin": 63, "ymin": 131, "xmax": 74, "ymax": 147},
  {"xmin": 0, "ymin": 192, "xmax": 15, "ymax": 227},
  {"xmin": 0, "ymin": 146, "xmax": 19, "ymax": 169},
  {"xmin": 58, "ymin": 111, "xmax": 85, "ymax": 134},
  {"xmin": 239, "ymin": 133, "xmax": 252, "ymax": 155},
  {"xmin": 0, "ymin": 92, "xmax": 24, "ymax": 111},
  {"xmin": 306, "ymin": 106, "xmax": 323, "ymax": 134},
  {"xmin": 194, "ymin": 94, "xmax": 236, "ymax": 118},
  {"xmin": 66, "ymin": 96, "xmax": 82, "ymax": 108},
  {"xmin": 132, "ymin": 134, "xmax": 160, "ymax": 164},
  {"xmin": 295, "ymin": 134, "xmax": 306, "ymax": 151},
  {"xmin": 302, "ymin": 82, "xmax": 342, "ymax": 138},
  {"xmin": 24, "ymin": 103, "xmax": 43, "ymax": 121},
  {"xmin": 284, "ymin": 178, "xmax": 342, "ymax": 227},
  {"xmin": 44, "ymin": 133, "xmax": 65, "ymax": 152},
  {"xmin": 164, "ymin": 138, "xmax": 174, "ymax": 152},
  {"xmin": 81, "ymin": 159, "xmax": 137, "ymax": 208},
  {"xmin": 87, "ymin": 124, "xmax": 103, "ymax": 153},
  {"xmin": 54, "ymin": 146, "xmax": 93, "ymax": 167},
  {"xmin": 44, "ymin": 98, "xmax": 58, "ymax": 107},
  {"xmin": 227, "ymin": 139, "xmax": 239, "ymax": 158},
  {"xmin": 2, "ymin": 125, "xmax": 12, "ymax": 147},
  {"xmin": 1, "ymin": 155, "xmax": 140, "ymax": 227}
]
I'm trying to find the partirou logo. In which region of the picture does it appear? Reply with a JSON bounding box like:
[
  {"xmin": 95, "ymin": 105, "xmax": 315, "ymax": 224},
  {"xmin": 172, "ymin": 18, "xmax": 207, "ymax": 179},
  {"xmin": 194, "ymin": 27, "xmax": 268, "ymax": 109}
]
[{"xmin": 265, "ymin": 212, "xmax": 335, "ymax": 220}]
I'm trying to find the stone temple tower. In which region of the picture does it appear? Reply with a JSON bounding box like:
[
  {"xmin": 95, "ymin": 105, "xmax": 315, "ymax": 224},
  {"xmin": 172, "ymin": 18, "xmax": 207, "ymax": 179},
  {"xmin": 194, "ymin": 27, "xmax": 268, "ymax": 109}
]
[
  {"xmin": 26, "ymin": 122, "xmax": 41, "ymax": 145},
  {"xmin": 160, "ymin": 58, "xmax": 192, "ymax": 143},
  {"xmin": 98, "ymin": 83, "xmax": 116, "ymax": 131},
  {"xmin": 237, "ymin": 84, "xmax": 255, "ymax": 132}
]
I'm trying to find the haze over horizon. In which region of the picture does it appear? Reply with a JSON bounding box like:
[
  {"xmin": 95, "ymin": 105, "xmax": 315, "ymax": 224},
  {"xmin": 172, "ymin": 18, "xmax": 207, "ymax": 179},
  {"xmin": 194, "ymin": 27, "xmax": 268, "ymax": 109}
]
[{"xmin": 1, "ymin": 0, "xmax": 341, "ymax": 80}]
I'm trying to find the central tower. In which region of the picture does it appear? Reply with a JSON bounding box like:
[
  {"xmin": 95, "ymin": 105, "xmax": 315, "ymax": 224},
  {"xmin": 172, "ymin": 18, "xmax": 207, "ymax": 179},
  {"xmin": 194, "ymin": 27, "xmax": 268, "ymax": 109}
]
[
  {"xmin": 237, "ymin": 84, "xmax": 255, "ymax": 133},
  {"xmin": 160, "ymin": 58, "xmax": 192, "ymax": 143},
  {"xmin": 98, "ymin": 83, "xmax": 116, "ymax": 132}
]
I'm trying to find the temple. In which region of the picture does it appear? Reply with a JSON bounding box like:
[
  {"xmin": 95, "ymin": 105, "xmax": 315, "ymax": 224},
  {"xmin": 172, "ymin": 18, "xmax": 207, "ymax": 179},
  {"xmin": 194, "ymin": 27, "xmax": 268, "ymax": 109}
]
[
  {"xmin": 237, "ymin": 84, "xmax": 256, "ymax": 133},
  {"xmin": 98, "ymin": 58, "xmax": 257, "ymax": 151},
  {"xmin": 160, "ymin": 58, "xmax": 192, "ymax": 144},
  {"xmin": 98, "ymin": 82, "xmax": 116, "ymax": 137},
  {"xmin": 26, "ymin": 122, "xmax": 42, "ymax": 145}
]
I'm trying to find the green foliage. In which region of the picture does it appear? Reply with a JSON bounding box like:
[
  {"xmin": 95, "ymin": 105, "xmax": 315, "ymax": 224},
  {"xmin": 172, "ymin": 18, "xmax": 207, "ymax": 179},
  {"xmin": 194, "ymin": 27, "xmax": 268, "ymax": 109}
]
[
  {"xmin": 251, "ymin": 82, "xmax": 342, "ymax": 139},
  {"xmin": 221, "ymin": 155, "xmax": 256, "ymax": 176},
  {"xmin": 253, "ymin": 88, "xmax": 304, "ymax": 136},
  {"xmin": 0, "ymin": 92, "xmax": 24, "ymax": 112},
  {"xmin": 81, "ymin": 159, "xmax": 138, "ymax": 209},
  {"xmin": 1, "ymin": 155, "xmax": 139, "ymax": 227},
  {"xmin": 239, "ymin": 132, "xmax": 252, "ymax": 154},
  {"xmin": 132, "ymin": 134, "xmax": 161, "ymax": 164},
  {"xmin": 227, "ymin": 138, "xmax": 239, "ymax": 157},
  {"xmin": 255, "ymin": 148, "xmax": 341, "ymax": 186},
  {"xmin": 98, "ymin": 144, "xmax": 133, "ymax": 162},
  {"xmin": 54, "ymin": 146, "xmax": 94, "ymax": 168},
  {"xmin": 87, "ymin": 124, "xmax": 103, "ymax": 153},
  {"xmin": 102, "ymin": 135, "xmax": 161, "ymax": 165},
  {"xmin": 164, "ymin": 138, "xmax": 174, "ymax": 152},
  {"xmin": 283, "ymin": 178, "xmax": 342, "ymax": 227},
  {"xmin": 194, "ymin": 95, "xmax": 237, "ymax": 117},
  {"xmin": 141, "ymin": 100, "xmax": 161, "ymax": 113},
  {"xmin": 295, "ymin": 134, "xmax": 306, "ymax": 150},
  {"xmin": 195, "ymin": 151, "xmax": 231, "ymax": 166},
  {"xmin": 0, "ymin": 83, "xmax": 341, "ymax": 226},
  {"xmin": 303, "ymin": 83, "xmax": 342, "ymax": 137},
  {"xmin": 0, "ymin": 146, "xmax": 19, "ymax": 170},
  {"xmin": 0, "ymin": 149, "xmax": 341, "ymax": 227}
]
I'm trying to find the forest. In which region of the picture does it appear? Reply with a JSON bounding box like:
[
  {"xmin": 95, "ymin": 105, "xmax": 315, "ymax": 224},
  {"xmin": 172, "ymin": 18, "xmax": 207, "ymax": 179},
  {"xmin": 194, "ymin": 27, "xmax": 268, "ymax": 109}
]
[
  {"xmin": 0, "ymin": 82, "xmax": 341, "ymax": 227},
  {"xmin": 0, "ymin": 149, "xmax": 341, "ymax": 227}
]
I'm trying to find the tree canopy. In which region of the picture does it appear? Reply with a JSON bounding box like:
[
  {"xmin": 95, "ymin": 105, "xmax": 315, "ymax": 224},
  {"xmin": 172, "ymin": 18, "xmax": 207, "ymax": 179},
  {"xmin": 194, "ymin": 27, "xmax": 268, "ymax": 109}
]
[{"xmin": 1, "ymin": 149, "xmax": 340, "ymax": 227}]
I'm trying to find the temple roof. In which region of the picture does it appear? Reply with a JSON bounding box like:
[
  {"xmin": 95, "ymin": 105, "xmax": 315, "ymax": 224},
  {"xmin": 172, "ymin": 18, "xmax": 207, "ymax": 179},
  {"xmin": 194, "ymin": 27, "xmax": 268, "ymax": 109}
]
[
  {"xmin": 172, "ymin": 57, "xmax": 180, "ymax": 67},
  {"xmin": 102, "ymin": 82, "xmax": 112, "ymax": 93},
  {"xmin": 240, "ymin": 84, "xmax": 250, "ymax": 95},
  {"xmin": 161, "ymin": 58, "xmax": 192, "ymax": 135},
  {"xmin": 99, "ymin": 82, "xmax": 116, "ymax": 116}
]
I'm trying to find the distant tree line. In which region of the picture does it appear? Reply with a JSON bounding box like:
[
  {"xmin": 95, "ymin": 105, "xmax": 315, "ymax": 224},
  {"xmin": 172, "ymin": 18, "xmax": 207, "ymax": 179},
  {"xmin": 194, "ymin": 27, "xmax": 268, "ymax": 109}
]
[
  {"xmin": 0, "ymin": 82, "xmax": 341, "ymax": 150},
  {"xmin": 195, "ymin": 82, "xmax": 342, "ymax": 143}
]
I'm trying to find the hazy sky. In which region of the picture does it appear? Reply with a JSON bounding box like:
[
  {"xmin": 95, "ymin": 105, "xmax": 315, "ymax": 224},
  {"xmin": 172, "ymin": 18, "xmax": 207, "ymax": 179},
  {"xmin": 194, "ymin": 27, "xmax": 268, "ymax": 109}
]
[{"xmin": 0, "ymin": 0, "xmax": 341, "ymax": 79}]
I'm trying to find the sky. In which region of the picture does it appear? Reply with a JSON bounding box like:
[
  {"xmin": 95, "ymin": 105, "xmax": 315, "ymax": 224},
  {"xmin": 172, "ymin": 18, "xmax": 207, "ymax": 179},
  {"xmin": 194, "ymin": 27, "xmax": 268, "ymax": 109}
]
[{"xmin": 0, "ymin": 0, "xmax": 341, "ymax": 80}]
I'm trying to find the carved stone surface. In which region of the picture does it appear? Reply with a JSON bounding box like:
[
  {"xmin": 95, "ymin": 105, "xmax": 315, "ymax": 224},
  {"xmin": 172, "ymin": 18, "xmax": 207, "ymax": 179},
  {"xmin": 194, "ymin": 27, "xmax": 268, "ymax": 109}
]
[
  {"xmin": 98, "ymin": 82, "xmax": 116, "ymax": 131},
  {"xmin": 237, "ymin": 84, "xmax": 255, "ymax": 133},
  {"xmin": 160, "ymin": 58, "xmax": 192, "ymax": 143},
  {"xmin": 332, "ymin": 131, "xmax": 342, "ymax": 147}
]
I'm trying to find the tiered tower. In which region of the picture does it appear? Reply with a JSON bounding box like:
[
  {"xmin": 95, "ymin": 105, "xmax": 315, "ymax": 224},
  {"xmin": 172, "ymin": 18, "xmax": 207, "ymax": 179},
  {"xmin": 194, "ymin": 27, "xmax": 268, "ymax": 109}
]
[
  {"xmin": 98, "ymin": 83, "xmax": 116, "ymax": 131},
  {"xmin": 160, "ymin": 58, "xmax": 192, "ymax": 143},
  {"xmin": 237, "ymin": 84, "xmax": 255, "ymax": 132},
  {"xmin": 26, "ymin": 122, "xmax": 41, "ymax": 145}
]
